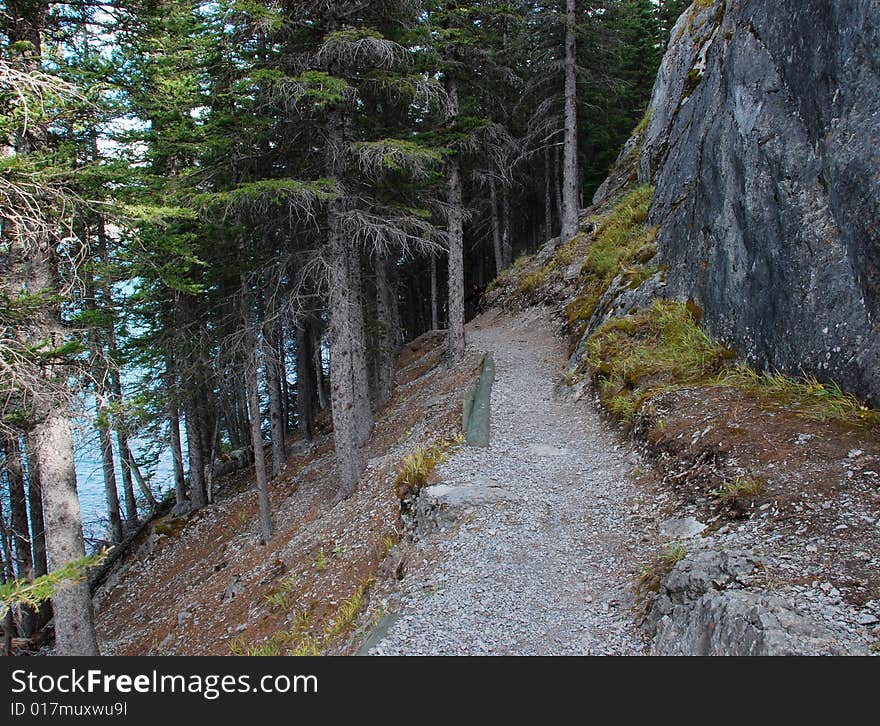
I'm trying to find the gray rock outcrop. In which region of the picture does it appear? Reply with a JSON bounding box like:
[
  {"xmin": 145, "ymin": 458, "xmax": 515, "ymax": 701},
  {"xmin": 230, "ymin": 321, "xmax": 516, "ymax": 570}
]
[
  {"xmin": 649, "ymin": 549, "xmax": 855, "ymax": 655},
  {"xmin": 639, "ymin": 0, "xmax": 880, "ymax": 404}
]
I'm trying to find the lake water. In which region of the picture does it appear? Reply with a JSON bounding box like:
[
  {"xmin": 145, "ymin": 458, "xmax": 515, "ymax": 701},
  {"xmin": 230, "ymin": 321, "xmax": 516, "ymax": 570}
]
[{"xmin": 73, "ymin": 415, "xmax": 177, "ymax": 544}]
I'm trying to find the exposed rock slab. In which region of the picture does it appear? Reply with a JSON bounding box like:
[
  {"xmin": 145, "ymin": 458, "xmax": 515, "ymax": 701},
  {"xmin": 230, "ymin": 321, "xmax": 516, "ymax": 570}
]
[
  {"xmin": 659, "ymin": 517, "xmax": 707, "ymax": 541},
  {"xmin": 639, "ymin": 0, "xmax": 880, "ymax": 404},
  {"xmin": 649, "ymin": 548, "xmax": 862, "ymax": 655},
  {"xmin": 410, "ymin": 482, "xmax": 518, "ymax": 534}
]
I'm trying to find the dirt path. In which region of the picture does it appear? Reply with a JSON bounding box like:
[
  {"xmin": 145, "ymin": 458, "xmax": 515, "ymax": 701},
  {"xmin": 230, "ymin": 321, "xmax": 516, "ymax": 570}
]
[{"xmin": 373, "ymin": 308, "xmax": 652, "ymax": 655}]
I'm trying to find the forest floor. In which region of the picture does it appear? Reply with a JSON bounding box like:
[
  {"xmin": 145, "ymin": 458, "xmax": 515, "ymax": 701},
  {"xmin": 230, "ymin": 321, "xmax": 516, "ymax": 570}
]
[
  {"xmin": 93, "ymin": 331, "xmax": 480, "ymax": 656},
  {"xmin": 370, "ymin": 307, "xmax": 653, "ymax": 655}
]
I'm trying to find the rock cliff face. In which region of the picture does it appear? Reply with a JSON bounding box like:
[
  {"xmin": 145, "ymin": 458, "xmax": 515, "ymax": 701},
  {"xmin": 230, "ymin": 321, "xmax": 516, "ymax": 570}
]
[{"xmin": 636, "ymin": 0, "xmax": 880, "ymax": 403}]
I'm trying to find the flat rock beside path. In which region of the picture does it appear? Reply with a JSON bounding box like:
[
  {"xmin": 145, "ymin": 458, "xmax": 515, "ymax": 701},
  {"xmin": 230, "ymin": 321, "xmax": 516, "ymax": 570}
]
[{"xmin": 373, "ymin": 307, "xmax": 652, "ymax": 655}]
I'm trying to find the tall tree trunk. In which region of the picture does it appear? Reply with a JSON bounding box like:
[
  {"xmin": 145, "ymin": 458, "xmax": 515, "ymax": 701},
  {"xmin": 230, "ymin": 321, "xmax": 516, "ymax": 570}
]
[
  {"xmin": 0, "ymin": 506, "xmax": 15, "ymax": 653},
  {"xmin": 554, "ymin": 143, "xmax": 563, "ymax": 228},
  {"xmin": 295, "ymin": 324, "xmax": 315, "ymax": 441},
  {"xmin": 489, "ymin": 179, "xmax": 504, "ymax": 275},
  {"xmin": 327, "ymin": 254, "xmax": 364, "ymax": 499},
  {"xmin": 387, "ymin": 259, "xmax": 403, "ymax": 348},
  {"xmin": 445, "ymin": 76, "xmax": 466, "ymax": 364},
  {"xmin": 25, "ymin": 436, "xmax": 47, "ymax": 581},
  {"xmin": 501, "ymin": 184, "xmax": 513, "ymax": 268},
  {"xmin": 561, "ymin": 0, "xmax": 580, "ymax": 242},
  {"xmin": 107, "ymin": 356, "xmax": 137, "ymax": 526},
  {"xmin": 325, "ymin": 99, "xmax": 373, "ymax": 500},
  {"xmin": 233, "ymin": 379, "xmax": 251, "ymax": 446},
  {"xmin": 5, "ymin": 436, "xmax": 36, "ymax": 637},
  {"xmin": 279, "ymin": 330, "xmax": 291, "ymax": 435},
  {"xmin": 176, "ymin": 293, "xmax": 209, "ymax": 511},
  {"xmin": 168, "ymin": 402, "xmax": 187, "ymax": 507},
  {"xmin": 241, "ymin": 276, "xmax": 273, "ymax": 542},
  {"xmin": 166, "ymin": 353, "xmax": 187, "ymax": 507},
  {"xmin": 313, "ymin": 323, "xmax": 328, "ymax": 411},
  {"xmin": 245, "ymin": 356, "xmax": 273, "ymax": 543},
  {"xmin": 183, "ymin": 391, "xmax": 207, "ymax": 509},
  {"xmin": 196, "ymin": 381, "xmax": 213, "ymax": 467},
  {"xmin": 349, "ymin": 254, "xmax": 373, "ymax": 446},
  {"xmin": 94, "ymin": 399, "xmax": 122, "ymax": 543},
  {"xmin": 544, "ymin": 145, "xmax": 554, "ymax": 240},
  {"xmin": 430, "ymin": 254, "xmax": 440, "ymax": 330},
  {"xmin": 265, "ymin": 318, "xmax": 285, "ymax": 478},
  {"xmin": 374, "ymin": 255, "xmax": 397, "ymax": 408},
  {"xmin": 33, "ymin": 409, "xmax": 99, "ymax": 655},
  {"xmin": 326, "ymin": 133, "xmax": 365, "ymax": 496},
  {"xmin": 25, "ymin": 425, "xmax": 50, "ymax": 633}
]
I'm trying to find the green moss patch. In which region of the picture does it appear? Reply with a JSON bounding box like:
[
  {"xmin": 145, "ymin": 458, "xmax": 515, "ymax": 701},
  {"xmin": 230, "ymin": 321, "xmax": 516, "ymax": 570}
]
[
  {"xmin": 585, "ymin": 300, "xmax": 734, "ymax": 422},
  {"xmin": 565, "ymin": 185, "xmax": 658, "ymax": 326},
  {"xmin": 583, "ymin": 299, "xmax": 879, "ymax": 429},
  {"xmin": 154, "ymin": 515, "xmax": 188, "ymax": 538}
]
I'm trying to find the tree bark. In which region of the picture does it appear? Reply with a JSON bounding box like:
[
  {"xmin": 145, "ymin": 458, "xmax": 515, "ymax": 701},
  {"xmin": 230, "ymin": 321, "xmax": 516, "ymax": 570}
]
[
  {"xmin": 374, "ymin": 255, "xmax": 397, "ymax": 408},
  {"xmin": 5, "ymin": 435, "xmax": 36, "ymax": 636},
  {"xmin": 489, "ymin": 179, "xmax": 504, "ymax": 275},
  {"xmin": 22, "ymin": 434, "xmax": 51, "ymax": 630},
  {"xmin": 387, "ymin": 259, "xmax": 403, "ymax": 348},
  {"xmin": 182, "ymin": 391, "xmax": 208, "ymax": 509},
  {"xmin": 168, "ymin": 402, "xmax": 187, "ymax": 507},
  {"xmin": 108, "ymin": 366, "xmax": 138, "ymax": 527},
  {"xmin": 95, "ymin": 399, "xmax": 122, "ymax": 543},
  {"xmin": 313, "ymin": 323, "xmax": 328, "ymax": 411},
  {"xmin": 349, "ymin": 254, "xmax": 373, "ymax": 446},
  {"xmin": 554, "ymin": 143, "xmax": 563, "ymax": 229},
  {"xmin": 174, "ymin": 296, "xmax": 208, "ymax": 509},
  {"xmin": 324, "ymin": 96, "xmax": 373, "ymax": 500},
  {"xmin": 264, "ymin": 317, "xmax": 286, "ymax": 478},
  {"xmin": 430, "ymin": 254, "xmax": 440, "ymax": 330},
  {"xmin": 326, "ymin": 214, "xmax": 365, "ymax": 493},
  {"xmin": 544, "ymin": 144, "xmax": 554, "ymax": 240},
  {"xmin": 501, "ymin": 184, "xmax": 513, "ymax": 268},
  {"xmin": 233, "ymin": 379, "xmax": 251, "ymax": 446},
  {"xmin": 445, "ymin": 75, "xmax": 466, "ymax": 364},
  {"xmin": 0, "ymin": 504, "xmax": 15, "ymax": 653},
  {"xmin": 165, "ymin": 354, "xmax": 187, "ymax": 507},
  {"xmin": 24, "ymin": 436, "xmax": 47, "ymax": 581},
  {"xmin": 196, "ymin": 381, "xmax": 214, "ymax": 467},
  {"xmin": 278, "ymin": 329, "xmax": 290, "ymax": 436},
  {"xmin": 326, "ymin": 225, "xmax": 366, "ymax": 498},
  {"xmin": 561, "ymin": 0, "xmax": 580, "ymax": 242},
  {"xmin": 33, "ymin": 409, "xmax": 99, "ymax": 655},
  {"xmin": 295, "ymin": 324, "xmax": 315, "ymax": 441},
  {"xmin": 246, "ymin": 358, "xmax": 273, "ymax": 543}
]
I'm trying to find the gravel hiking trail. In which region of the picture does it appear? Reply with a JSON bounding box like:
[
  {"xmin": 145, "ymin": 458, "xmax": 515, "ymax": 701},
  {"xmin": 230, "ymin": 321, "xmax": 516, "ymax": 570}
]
[{"xmin": 373, "ymin": 307, "xmax": 651, "ymax": 655}]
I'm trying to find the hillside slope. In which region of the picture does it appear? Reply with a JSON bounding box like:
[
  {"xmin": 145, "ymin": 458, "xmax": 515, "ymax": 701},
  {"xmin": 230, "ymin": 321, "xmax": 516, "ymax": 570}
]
[{"xmin": 93, "ymin": 333, "xmax": 479, "ymax": 655}]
